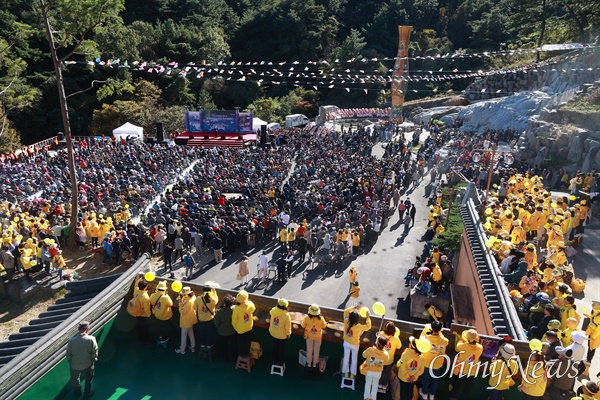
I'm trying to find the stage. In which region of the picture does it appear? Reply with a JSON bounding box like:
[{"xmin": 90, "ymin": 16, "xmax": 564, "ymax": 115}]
[{"xmin": 173, "ymin": 132, "xmax": 257, "ymax": 148}]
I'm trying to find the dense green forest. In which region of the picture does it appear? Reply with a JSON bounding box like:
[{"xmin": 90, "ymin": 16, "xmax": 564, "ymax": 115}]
[{"xmin": 0, "ymin": 0, "xmax": 598, "ymax": 149}]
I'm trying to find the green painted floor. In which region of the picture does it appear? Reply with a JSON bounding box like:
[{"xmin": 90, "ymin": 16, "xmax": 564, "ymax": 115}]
[{"xmin": 19, "ymin": 310, "xmax": 520, "ymax": 400}]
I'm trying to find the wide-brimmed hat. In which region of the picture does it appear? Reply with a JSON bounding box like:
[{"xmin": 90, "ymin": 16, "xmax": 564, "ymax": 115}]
[
  {"xmin": 308, "ymin": 304, "xmax": 321, "ymax": 316},
  {"xmin": 500, "ymin": 343, "xmax": 516, "ymax": 359},
  {"xmin": 180, "ymin": 286, "xmax": 192, "ymax": 295},
  {"xmin": 571, "ymin": 330, "xmax": 586, "ymax": 345},
  {"xmin": 462, "ymin": 329, "xmax": 480, "ymax": 344},
  {"xmin": 277, "ymin": 298, "xmax": 289, "ymax": 308},
  {"xmin": 156, "ymin": 281, "xmax": 167, "ymax": 291}
]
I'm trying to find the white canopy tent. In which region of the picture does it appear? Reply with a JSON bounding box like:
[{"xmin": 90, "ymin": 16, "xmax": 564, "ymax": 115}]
[
  {"xmin": 112, "ymin": 122, "xmax": 144, "ymax": 141},
  {"xmin": 252, "ymin": 117, "xmax": 268, "ymax": 131}
]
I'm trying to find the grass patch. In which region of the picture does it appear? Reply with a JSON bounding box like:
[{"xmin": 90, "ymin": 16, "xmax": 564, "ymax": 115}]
[
  {"xmin": 432, "ymin": 183, "xmax": 467, "ymax": 252},
  {"xmin": 562, "ymin": 86, "xmax": 600, "ymax": 114}
]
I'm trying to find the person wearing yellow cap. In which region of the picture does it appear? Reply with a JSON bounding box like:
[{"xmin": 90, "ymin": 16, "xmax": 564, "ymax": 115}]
[
  {"xmin": 194, "ymin": 285, "xmax": 218, "ymax": 347},
  {"xmin": 397, "ymin": 336, "xmax": 429, "ymax": 400},
  {"xmin": 175, "ymin": 287, "xmax": 197, "ymax": 354},
  {"xmin": 232, "ymin": 290, "xmax": 255, "ymax": 357},
  {"xmin": 488, "ymin": 342, "xmax": 518, "ymax": 400},
  {"xmin": 301, "ymin": 304, "xmax": 327, "ymax": 368},
  {"xmin": 377, "ymin": 322, "xmax": 402, "ymax": 391},
  {"xmin": 149, "ymin": 280, "xmax": 173, "ymax": 347},
  {"xmin": 420, "ymin": 321, "xmax": 448, "ymax": 400},
  {"xmin": 269, "ymin": 298, "xmax": 291, "ymax": 366},
  {"xmin": 449, "ymin": 329, "xmax": 483, "ymax": 400},
  {"xmin": 361, "ymin": 335, "xmax": 389, "ymax": 400},
  {"xmin": 342, "ymin": 305, "xmax": 371, "ymax": 379}
]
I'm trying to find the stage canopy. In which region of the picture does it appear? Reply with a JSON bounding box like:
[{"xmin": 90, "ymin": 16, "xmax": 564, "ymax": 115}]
[
  {"xmin": 112, "ymin": 122, "xmax": 144, "ymax": 141},
  {"xmin": 252, "ymin": 117, "xmax": 268, "ymax": 131}
]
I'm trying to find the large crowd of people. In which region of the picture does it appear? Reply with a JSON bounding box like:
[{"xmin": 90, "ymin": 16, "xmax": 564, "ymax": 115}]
[{"xmin": 2, "ymin": 115, "xmax": 600, "ymax": 400}]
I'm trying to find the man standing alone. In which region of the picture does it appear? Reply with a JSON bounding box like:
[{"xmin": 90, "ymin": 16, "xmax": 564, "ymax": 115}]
[{"xmin": 66, "ymin": 321, "xmax": 98, "ymax": 399}]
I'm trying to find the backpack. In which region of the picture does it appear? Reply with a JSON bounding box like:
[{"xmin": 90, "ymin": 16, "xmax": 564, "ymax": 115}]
[{"xmin": 127, "ymin": 294, "xmax": 143, "ymax": 317}]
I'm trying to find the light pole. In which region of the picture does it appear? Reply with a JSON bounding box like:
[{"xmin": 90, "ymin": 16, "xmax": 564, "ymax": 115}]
[{"xmin": 470, "ymin": 144, "xmax": 514, "ymax": 205}]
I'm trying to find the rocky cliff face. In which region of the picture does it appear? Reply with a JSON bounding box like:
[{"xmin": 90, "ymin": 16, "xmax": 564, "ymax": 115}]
[{"xmin": 413, "ymin": 53, "xmax": 600, "ymax": 173}]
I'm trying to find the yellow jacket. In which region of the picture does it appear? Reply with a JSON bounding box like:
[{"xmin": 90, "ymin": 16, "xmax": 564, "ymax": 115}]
[
  {"xmin": 397, "ymin": 347, "xmax": 425, "ymax": 382},
  {"xmin": 343, "ymin": 307, "xmax": 371, "ymax": 346},
  {"xmin": 560, "ymin": 305, "xmax": 580, "ymax": 330},
  {"xmin": 586, "ymin": 312, "xmax": 600, "ymax": 351},
  {"xmin": 269, "ymin": 306, "xmax": 291, "ymax": 339},
  {"xmin": 232, "ymin": 301, "xmax": 256, "ymax": 334},
  {"xmin": 179, "ymin": 295, "xmax": 197, "ymax": 328},
  {"xmin": 379, "ymin": 331, "xmax": 402, "ymax": 365},
  {"xmin": 362, "ymin": 346, "xmax": 388, "ymax": 373},
  {"xmin": 194, "ymin": 292, "xmax": 218, "ymax": 322},
  {"xmin": 452, "ymin": 341, "xmax": 483, "ymax": 377},
  {"xmin": 149, "ymin": 292, "xmax": 173, "ymax": 321},
  {"xmin": 520, "ymin": 360, "xmax": 547, "ymax": 397},
  {"xmin": 488, "ymin": 357, "xmax": 518, "ymax": 390},
  {"xmin": 420, "ymin": 332, "xmax": 449, "ymax": 369},
  {"xmin": 302, "ymin": 315, "xmax": 327, "ymax": 340},
  {"xmin": 127, "ymin": 287, "xmax": 151, "ymax": 318}
]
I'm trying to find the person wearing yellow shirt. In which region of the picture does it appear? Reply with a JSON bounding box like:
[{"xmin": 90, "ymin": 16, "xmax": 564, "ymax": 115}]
[
  {"xmin": 510, "ymin": 220, "xmax": 526, "ymax": 245},
  {"xmin": 585, "ymin": 302, "xmax": 600, "ymax": 366},
  {"xmin": 342, "ymin": 305, "xmax": 371, "ymax": 379},
  {"xmin": 576, "ymin": 379, "xmax": 599, "ymax": 400},
  {"xmin": 149, "ymin": 280, "xmax": 173, "ymax": 347},
  {"xmin": 127, "ymin": 276, "xmax": 151, "ymax": 344},
  {"xmin": 419, "ymin": 321, "xmax": 449, "ymax": 400},
  {"xmin": 194, "ymin": 286, "xmax": 218, "ymax": 347},
  {"xmin": 269, "ymin": 298, "xmax": 291, "ymax": 366},
  {"xmin": 488, "ymin": 343, "xmax": 518, "ymax": 400},
  {"xmin": 449, "ymin": 329, "xmax": 483, "ymax": 400},
  {"xmin": 524, "ymin": 244, "xmax": 538, "ymax": 271},
  {"xmin": 561, "ymin": 317, "xmax": 579, "ymax": 347},
  {"xmin": 301, "ymin": 304, "xmax": 327, "ymax": 368},
  {"xmin": 362, "ymin": 335, "xmax": 389, "ymax": 400},
  {"xmin": 87, "ymin": 220, "xmax": 100, "ymax": 249},
  {"xmin": 279, "ymin": 228, "xmax": 288, "ymax": 253},
  {"xmin": 560, "ymin": 295, "xmax": 580, "ymax": 330},
  {"xmin": 397, "ymin": 336, "xmax": 429, "ymax": 400},
  {"xmin": 232, "ymin": 290, "xmax": 255, "ymax": 357},
  {"xmin": 528, "ymin": 206, "xmax": 545, "ymax": 241},
  {"xmin": 378, "ymin": 322, "xmax": 402, "ymax": 390},
  {"xmin": 175, "ymin": 287, "xmax": 197, "ymax": 354},
  {"xmin": 518, "ymin": 349, "xmax": 547, "ymax": 399},
  {"xmin": 351, "ymin": 231, "xmax": 360, "ymax": 255},
  {"xmin": 349, "ymin": 266, "xmax": 358, "ymax": 294}
]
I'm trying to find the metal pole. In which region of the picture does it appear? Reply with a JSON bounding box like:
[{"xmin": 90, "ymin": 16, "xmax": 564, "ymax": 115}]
[
  {"xmin": 445, "ymin": 187, "xmax": 455, "ymax": 227},
  {"xmin": 484, "ymin": 144, "xmax": 497, "ymax": 205}
]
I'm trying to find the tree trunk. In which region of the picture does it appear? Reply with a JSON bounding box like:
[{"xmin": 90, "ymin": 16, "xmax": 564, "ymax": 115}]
[
  {"xmin": 537, "ymin": 0, "xmax": 547, "ymax": 62},
  {"xmin": 40, "ymin": 0, "xmax": 79, "ymax": 246}
]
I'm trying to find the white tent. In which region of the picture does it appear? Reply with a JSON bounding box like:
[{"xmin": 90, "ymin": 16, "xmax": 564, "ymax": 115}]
[
  {"xmin": 112, "ymin": 122, "xmax": 144, "ymax": 141},
  {"xmin": 252, "ymin": 117, "xmax": 268, "ymax": 131}
]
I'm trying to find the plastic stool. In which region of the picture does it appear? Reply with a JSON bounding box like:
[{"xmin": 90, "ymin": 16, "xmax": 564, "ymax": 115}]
[
  {"xmin": 340, "ymin": 376, "xmax": 355, "ymax": 390},
  {"xmin": 198, "ymin": 344, "xmax": 214, "ymax": 360},
  {"xmin": 270, "ymin": 363, "xmax": 285, "ymax": 376},
  {"xmin": 235, "ymin": 355, "xmax": 255, "ymax": 372}
]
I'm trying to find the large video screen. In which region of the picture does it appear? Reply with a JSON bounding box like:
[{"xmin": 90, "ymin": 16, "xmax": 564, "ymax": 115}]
[
  {"xmin": 202, "ymin": 110, "xmax": 237, "ymax": 133},
  {"xmin": 186, "ymin": 111, "xmax": 203, "ymax": 132},
  {"xmin": 238, "ymin": 112, "xmax": 253, "ymax": 133}
]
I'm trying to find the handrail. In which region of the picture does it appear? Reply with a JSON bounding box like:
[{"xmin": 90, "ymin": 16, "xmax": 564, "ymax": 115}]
[
  {"xmin": 464, "ymin": 199, "xmax": 526, "ymax": 340},
  {"xmin": 0, "ymin": 253, "xmax": 151, "ymax": 400}
]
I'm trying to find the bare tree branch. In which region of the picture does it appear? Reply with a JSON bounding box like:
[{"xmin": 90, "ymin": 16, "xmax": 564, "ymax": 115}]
[
  {"xmin": 0, "ymin": 73, "xmax": 18, "ymax": 96},
  {"xmin": 65, "ymin": 79, "xmax": 107, "ymax": 99}
]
